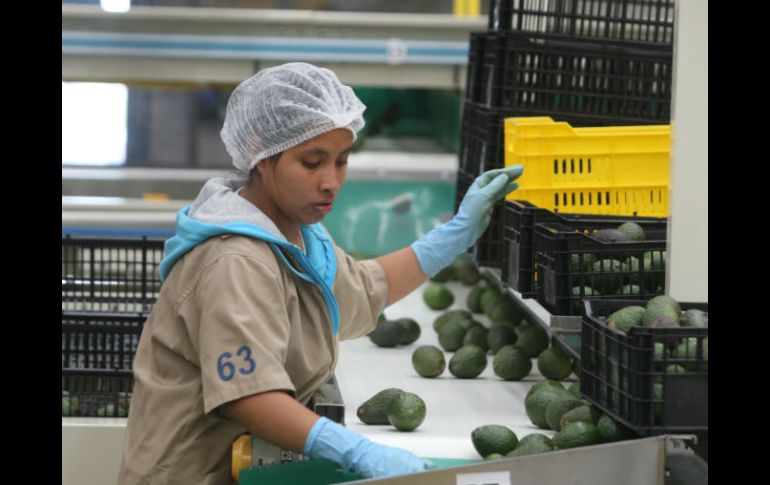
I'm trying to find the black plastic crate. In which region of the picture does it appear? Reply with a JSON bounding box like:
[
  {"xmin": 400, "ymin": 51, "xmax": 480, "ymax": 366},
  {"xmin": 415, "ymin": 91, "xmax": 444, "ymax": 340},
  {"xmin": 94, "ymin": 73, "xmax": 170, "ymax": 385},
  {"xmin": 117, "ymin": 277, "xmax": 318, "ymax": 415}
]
[
  {"xmin": 478, "ymin": 31, "xmax": 672, "ymax": 125},
  {"xmin": 465, "ymin": 32, "xmax": 488, "ymax": 104},
  {"xmin": 581, "ymin": 299, "xmax": 708, "ymax": 435},
  {"xmin": 62, "ymin": 311, "xmax": 145, "ymax": 372},
  {"xmin": 504, "ymin": 0, "xmax": 675, "ymax": 46},
  {"xmin": 62, "ymin": 368, "xmax": 134, "ymax": 417},
  {"xmin": 455, "ymin": 170, "xmax": 475, "ymax": 213},
  {"xmin": 62, "ymin": 235, "xmax": 165, "ymax": 314},
  {"xmin": 534, "ymin": 221, "xmax": 667, "ymax": 315},
  {"xmin": 501, "ymin": 200, "xmax": 666, "ymax": 298},
  {"xmin": 471, "ymin": 200, "xmax": 506, "ymax": 269},
  {"xmin": 459, "ymin": 101, "xmax": 524, "ymax": 177}
]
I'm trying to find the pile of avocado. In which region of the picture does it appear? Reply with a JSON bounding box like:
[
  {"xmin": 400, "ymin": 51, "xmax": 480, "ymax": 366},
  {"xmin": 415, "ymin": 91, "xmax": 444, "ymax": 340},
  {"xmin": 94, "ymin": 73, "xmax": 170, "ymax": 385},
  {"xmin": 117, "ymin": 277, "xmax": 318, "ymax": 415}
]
[
  {"xmin": 417, "ymin": 258, "xmax": 581, "ymax": 384},
  {"xmin": 605, "ymin": 295, "xmax": 708, "ymax": 334},
  {"xmin": 356, "ymin": 388, "xmax": 427, "ymax": 432},
  {"xmin": 568, "ymin": 222, "xmax": 668, "ymax": 312},
  {"xmin": 517, "ymin": 379, "xmax": 636, "ymax": 454},
  {"xmin": 417, "ymin": 272, "xmax": 554, "ymax": 381},
  {"xmin": 62, "ymin": 390, "xmax": 131, "ymax": 417},
  {"xmin": 599, "ymin": 296, "xmax": 708, "ymax": 423},
  {"xmin": 471, "ymin": 382, "xmax": 635, "ymax": 459}
]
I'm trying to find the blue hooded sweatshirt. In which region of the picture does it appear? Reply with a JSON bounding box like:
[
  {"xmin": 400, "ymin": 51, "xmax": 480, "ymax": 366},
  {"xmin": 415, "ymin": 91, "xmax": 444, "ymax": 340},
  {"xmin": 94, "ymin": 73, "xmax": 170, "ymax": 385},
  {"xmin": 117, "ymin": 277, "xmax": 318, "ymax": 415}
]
[{"xmin": 159, "ymin": 175, "xmax": 341, "ymax": 336}]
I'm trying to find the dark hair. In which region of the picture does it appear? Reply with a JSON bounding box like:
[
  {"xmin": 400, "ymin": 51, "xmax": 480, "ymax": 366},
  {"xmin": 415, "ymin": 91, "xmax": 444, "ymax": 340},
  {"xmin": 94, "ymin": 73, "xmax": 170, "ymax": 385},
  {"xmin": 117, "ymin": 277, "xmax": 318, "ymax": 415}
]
[{"xmin": 248, "ymin": 152, "xmax": 282, "ymax": 179}]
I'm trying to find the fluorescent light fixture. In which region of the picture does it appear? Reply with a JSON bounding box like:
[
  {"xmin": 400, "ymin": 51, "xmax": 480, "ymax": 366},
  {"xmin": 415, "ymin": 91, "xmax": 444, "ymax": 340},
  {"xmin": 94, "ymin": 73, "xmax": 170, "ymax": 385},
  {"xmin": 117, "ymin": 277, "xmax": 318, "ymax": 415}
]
[
  {"xmin": 62, "ymin": 82, "xmax": 128, "ymax": 167},
  {"xmin": 100, "ymin": 0, "xmax": 131, "ymax": 13}
]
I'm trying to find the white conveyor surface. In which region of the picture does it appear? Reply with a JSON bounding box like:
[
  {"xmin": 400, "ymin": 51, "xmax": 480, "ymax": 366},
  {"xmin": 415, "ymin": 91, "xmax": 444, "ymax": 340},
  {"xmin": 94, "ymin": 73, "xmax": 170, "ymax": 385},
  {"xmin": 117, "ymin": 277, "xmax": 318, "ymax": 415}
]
[{"xmin": 335, "ymin": 280, "xmax": 574, "ymax": 460}]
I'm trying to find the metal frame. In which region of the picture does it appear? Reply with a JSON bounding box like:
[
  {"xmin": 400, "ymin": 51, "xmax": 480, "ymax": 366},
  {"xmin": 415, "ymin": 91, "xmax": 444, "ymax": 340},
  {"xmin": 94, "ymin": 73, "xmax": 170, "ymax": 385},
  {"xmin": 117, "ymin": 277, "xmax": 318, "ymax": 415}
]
[{"xmin": 62, "ymin": 5, "xmax": 485, "ymax": 88}]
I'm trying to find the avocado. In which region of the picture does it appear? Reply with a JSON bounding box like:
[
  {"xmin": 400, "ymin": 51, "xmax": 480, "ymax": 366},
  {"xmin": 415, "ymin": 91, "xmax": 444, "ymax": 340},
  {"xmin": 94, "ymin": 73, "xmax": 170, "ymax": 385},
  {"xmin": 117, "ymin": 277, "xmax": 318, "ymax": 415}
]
[
  {"xmin": 471, "ymin": 424, "xmax": 519, "ymax": 457},
  {"xmin": 681, "ymin": 309, "xmax": 708, "ymax": 328},
  {"xmin": 646, "ymin": 295, "xmax": 682, "ymax": 315},
  {"xmin": 570, "ymin": 253, "xmax": 596, "ymax": 273},
  {"xmin": 487, "ymin": 297, "xmax": 525, "ymax": 326},
  {"xmin": 438, "ymin": 320, "xmax": 467, "ymax": 352},
  {"xmin": 431, "ymin": 264, "xmax": 456, "ymax": 283},
  {"xmin": 615, "ymin": 284, "xmax": 642, "ymax": 296},
  {"xmin": 642, "ymin": 304, "xmax": 680, "ymax": 327},
  {"xmin": 378, "ymin": 313, "xmax": 386, "ymax": 323},
  {"xmin": 525, "ymin": 386, "xmax": 573, "ymax": 429},
  {"xmin": 514, "ymin": 324, "xmax": 550, "ymax": 358},
  {"xmin": 412, "ymin": 345, "xmax": 446, "ymax": 378},
  {"xmin": 357, "ymin": 388, "xmax": 405, "ymax": 424},
  {"xmin": 620, "ymin": 256, "xmax": 641, "ymax": 285},
  {"xmin": 479, "ymin": 287, "xmax": 504, "ymax": 315},
  {"xmin": 466, "ymin": 286, "xmax": 486, "ymax": 314},
  {"xmin": 506, "ymin": 433, "xmax": 554, "ymax": 457},
  {"xmin": 642, "ymin": 251, "xmax": 667, "ymax": 289},
  {"xmin": 454, "ymin": 259, "xmax": 481, "ymax": 286},
  {"xmin": 643, "ymin": 251, "xmax": 667, "ymax": 271},
  {"xmin": 449, "ymin": 345, "xmax": 488, "ymax": 379},
  {"xmin": 596, "ymin": 414, "xmax": 635, "ymax": 443},
  {"xmin": 607, "ymin": 306, "xmax": 645, "ymax": 332},
  {"xmin": 62, "ymin": 392, "xmax": 79, "ymax": 417},
  {"xmin": 559, "ymin": 404, "xmax": 602, "ymax": 430},
  {"xmin": 369, "ymin": 320, "xmax": 406, "ymax": 348},
  {"xmin": 525, "ymin": 379, "xmax": 566, "ymax": 401},
  {"xmin": 457, "ymin": 317, "xmax": 482, "ymax": 333},
  {"xmin": 96, "ymin": 403, "xmax": 128, "ymax": 417},
  {"xmin": 553, "ymin": 421, "xmax": 602, "ymax": 449},
  {"xmin": 568, "ymin": 381, "xmax": 580, "ymax": 398},
  {"xmin": 593, "ymin": 229, "xmax": 630, "ymax": 243},
  {"xmin": 616, "ymin": 222, "xmax": 646, "ymax": 242},
  {"xmin": 590, "ymin": 259, "xmax": 624, "ymax": 294},
  {"xmin": 485, "ymin": 453, "xmax": 504, "ymax": 460},
  {"xmin": 545, "ymin": 396, "xmax": 585, "ymax": 431},
  {"xmin": 433, "ymin": 309, "xmax": 472, "ymax": 333},
  {"xmin": 650, "ymin": 316, "xmax": 678, "ymax": 329},
  {"xmin": 423, "ymin": 284, "xmax": 455, "ymax": 310},
  {"xmin": 487, "ymin": 324, "xmax": 518, "ymax": 353},
  {"xmin": 397, "ymin": 318, "xmax": 421, "ymax": 345},
  {"xmin": 387, "ymin": 392, "xmax": 426, "ymax": 431},
  {"xmin": 537, "ymin": 347, "xmax": 573, "ymax": 381},
  {"xmin": 673, "ymin": 337, "xmax": 704, "ymax": 362},
  {"xmin": 492, "ymin": 345, "xmax": 532, "ymax": 381},
  {"xmin": 463, "ymin": 325, "xmax": 490, "ymax": 351}
]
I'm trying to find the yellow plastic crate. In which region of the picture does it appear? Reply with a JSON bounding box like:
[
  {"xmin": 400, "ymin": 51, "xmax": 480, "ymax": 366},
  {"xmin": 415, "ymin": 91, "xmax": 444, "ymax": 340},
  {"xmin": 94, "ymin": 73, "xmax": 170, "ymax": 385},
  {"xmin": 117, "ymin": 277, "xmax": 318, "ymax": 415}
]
[{"xmin": 504, "ymin": 117, "xmax": 671, "ymax": 216}]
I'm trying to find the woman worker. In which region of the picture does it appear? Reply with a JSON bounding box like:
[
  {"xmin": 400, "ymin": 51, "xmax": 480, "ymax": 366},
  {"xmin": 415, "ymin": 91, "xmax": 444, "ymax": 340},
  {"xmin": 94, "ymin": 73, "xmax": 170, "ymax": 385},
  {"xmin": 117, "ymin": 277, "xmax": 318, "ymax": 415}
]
[{"xmin": 118, "ymin": 62, "xmax": 523, "ymax": 484}]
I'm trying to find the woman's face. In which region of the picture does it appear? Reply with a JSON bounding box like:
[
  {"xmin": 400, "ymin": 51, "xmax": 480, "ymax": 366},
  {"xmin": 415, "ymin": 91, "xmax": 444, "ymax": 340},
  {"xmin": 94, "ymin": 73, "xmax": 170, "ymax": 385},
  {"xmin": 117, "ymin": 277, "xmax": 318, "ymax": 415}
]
[{"xmin": 256, "ymin": 128, "xmax": 353, "ymax": 230}]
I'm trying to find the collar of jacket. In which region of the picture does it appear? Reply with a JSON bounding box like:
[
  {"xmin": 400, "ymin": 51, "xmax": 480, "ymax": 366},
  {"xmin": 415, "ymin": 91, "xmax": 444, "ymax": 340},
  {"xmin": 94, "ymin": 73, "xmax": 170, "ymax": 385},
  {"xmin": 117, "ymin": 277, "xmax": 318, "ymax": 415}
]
[{"xmin": 159, "ymin": 206, "xmax": 340, "ymax": 337}]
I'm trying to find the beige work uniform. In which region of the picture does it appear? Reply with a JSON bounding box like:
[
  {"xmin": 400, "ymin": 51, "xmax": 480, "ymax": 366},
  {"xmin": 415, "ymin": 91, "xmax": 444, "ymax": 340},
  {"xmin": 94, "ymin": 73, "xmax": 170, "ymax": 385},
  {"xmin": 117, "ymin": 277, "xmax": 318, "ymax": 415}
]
[{"xmin": 118, "ymin": 234, "xmax": 388, "ymax": 485}]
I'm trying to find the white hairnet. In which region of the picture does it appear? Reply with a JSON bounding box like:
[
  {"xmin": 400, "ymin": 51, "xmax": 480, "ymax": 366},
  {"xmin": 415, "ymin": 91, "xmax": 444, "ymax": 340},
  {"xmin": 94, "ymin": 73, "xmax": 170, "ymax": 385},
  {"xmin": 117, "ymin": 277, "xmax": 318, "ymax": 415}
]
[{"xmin": 220, "ymin": 62, "xmax": 366, "ymax": 173}]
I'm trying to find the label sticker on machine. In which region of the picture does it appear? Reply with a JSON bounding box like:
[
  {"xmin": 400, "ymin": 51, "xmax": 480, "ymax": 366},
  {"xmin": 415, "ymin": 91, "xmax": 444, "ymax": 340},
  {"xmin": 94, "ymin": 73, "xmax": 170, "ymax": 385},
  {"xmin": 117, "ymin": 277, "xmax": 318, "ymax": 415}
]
[{"xmin": 456, "ymin": 471, "xmax": 511, "ymax": 485}]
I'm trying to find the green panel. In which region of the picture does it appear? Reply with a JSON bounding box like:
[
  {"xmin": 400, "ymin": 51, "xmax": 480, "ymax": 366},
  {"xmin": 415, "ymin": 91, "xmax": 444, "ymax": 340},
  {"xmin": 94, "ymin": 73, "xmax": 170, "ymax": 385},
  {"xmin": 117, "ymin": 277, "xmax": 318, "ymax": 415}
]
[
  {"xmin": 352, "ymin": 87, "xmax": 461, "ymax": 152},
  {"xmin": 323, "ymin": 179, "xmax": 456, "ymax": 258}
]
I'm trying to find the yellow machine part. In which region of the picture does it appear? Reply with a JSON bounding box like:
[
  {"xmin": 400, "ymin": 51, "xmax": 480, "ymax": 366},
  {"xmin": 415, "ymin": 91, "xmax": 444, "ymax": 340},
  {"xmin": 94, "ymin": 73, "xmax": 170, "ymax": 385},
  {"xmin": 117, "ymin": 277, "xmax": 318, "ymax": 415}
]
[{"xmin": 231, "ymin": 434, "xmax": 253, "ymax": 482}]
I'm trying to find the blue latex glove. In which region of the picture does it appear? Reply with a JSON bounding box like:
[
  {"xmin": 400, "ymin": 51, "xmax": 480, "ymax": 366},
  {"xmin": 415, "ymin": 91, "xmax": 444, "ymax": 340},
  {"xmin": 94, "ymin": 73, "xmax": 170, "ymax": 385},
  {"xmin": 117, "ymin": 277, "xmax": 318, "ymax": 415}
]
[
  {"xmin": 411, "ymin": 165, "xmax": 524, "ymax": 276},
  {"xmin": 304, "ymin": 417, "xmax": 435, "ymax": 478}
]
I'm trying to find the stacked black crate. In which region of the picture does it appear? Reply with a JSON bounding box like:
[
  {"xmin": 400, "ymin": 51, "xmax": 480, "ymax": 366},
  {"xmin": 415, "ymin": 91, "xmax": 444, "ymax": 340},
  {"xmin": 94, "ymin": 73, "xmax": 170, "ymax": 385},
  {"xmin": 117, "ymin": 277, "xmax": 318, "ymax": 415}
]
[
  {"xmin": 458, "ymin": 0, "xmax": 674, "ymax": 269},
  {"xmin": 62, "ymin": 235, "xmax": 165, "ymax": 417}
]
